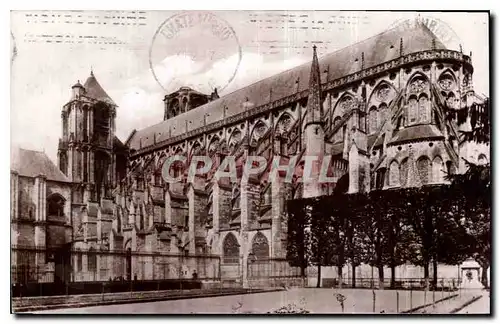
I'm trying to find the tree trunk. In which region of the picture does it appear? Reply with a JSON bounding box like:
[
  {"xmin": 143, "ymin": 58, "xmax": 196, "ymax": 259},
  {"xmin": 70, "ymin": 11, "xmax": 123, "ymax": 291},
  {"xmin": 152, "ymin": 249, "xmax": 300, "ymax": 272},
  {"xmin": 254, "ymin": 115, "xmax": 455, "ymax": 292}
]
[
  {"xmin": 351, "ymin": 263, "xmax": 356, "ymax": 288},
  {"xmin": 423, "ymin": 261, "xmax": 430, "ymax": 290},
  {"xmin": 338, "ymin": 265, "xmax": 343, "ymax": 289},
  {"xmin": 390, "ymin": 264, "xmax": 396, "ymax": 289},
  {"xmin": 479, "ymin": 262, "xmax": 489, "ymax": 289},
  {"xmin": 378, "ymin": 264, "xmax": 384, "ymax": 290},
  {"xmin": 316, "ymin": 263, "xmax": 321, "ymax": 288},
  {"xmin": 432, "ymin": 257, "xmax": 438, "ymax": 290}
]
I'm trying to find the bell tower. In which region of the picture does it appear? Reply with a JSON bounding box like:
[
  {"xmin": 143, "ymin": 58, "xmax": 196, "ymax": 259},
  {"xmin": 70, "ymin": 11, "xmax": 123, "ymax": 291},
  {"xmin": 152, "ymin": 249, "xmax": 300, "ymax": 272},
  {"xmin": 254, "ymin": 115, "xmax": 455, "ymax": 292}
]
[{"xmin": 58, "ymin": 70, "xmax": 119, "ymax": 203}]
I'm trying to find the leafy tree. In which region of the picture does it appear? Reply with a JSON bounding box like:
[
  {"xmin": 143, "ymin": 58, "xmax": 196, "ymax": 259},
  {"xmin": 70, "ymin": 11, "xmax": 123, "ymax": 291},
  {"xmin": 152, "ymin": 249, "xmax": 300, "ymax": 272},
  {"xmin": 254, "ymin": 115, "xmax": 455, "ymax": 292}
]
[
  {"xmin": 448, "ymin": 160, "xmax": 491, "ymax": 288},
  {"xmin": 345, "ymin": 208, "xmax": 370, "ymax": 288}
]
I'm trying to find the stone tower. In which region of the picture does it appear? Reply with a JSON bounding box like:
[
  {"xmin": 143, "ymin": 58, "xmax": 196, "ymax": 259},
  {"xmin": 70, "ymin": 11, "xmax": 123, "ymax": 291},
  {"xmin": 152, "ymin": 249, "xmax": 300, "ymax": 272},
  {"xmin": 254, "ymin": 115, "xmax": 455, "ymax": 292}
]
[
  {"xmin": 302, "ymin": 45, "xmax": 325, "ymax": 198},
  {"xmin": 58, "ymin": 70, "xmax": 120, "ymax": 203}
]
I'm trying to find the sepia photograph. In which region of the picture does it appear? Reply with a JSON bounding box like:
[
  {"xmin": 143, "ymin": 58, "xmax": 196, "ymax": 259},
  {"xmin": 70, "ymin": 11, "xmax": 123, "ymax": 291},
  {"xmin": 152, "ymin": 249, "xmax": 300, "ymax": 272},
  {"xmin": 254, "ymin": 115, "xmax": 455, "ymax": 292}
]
[{"xmin": 9, "ymin": 9, "xmax": 491, "ymax": 314}]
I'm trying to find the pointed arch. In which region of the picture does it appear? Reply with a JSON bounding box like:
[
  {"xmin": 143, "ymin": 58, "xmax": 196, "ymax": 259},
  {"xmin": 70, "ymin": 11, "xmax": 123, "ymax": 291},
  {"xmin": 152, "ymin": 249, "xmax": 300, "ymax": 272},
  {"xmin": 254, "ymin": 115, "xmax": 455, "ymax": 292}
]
[
  {"xmin": 251, "ymin": 232, "xmax": 269, "ymax": 260},
  {"xmin": 399, "ymin": 157, "xmax": 409, "ymax": 187},
  {"xmin": 228, "ymin": 128, "xmax": 242, "ymax": 148},
  {"xmin": 417, "ymin": 156, "xmax": 431, "ymax": 185},
  {"xmin": 432, "ymin": 156, "xmax": 444, "ymax": 183},
  {"xmin": 408, "ymin": 95, "xmax": 418, "ymax": 124},
  {"xmin": 250, "ymin": 120, "xmax": 269, "ymax": 144},
  {"xmin": 333, "ymin": 92, "xmax": 356, "ymax": 117},
  {"xmin": 274, "ymin": 112, "xmax": 294, "ymax": 136},
  {"xmin": 438, "ymin": 69, "xmax": 457, "ymax": 91},
  {"xmin": 418, "ymin": 93, "xmax": 431, "ymax": 123},
  {"xmin": 208, "ymin": 135, "xmax": 220, "ymax": 154},
  {"xmin": 47, "ymin": 193, "xmax": 66, "ymax": 217},
  {"xmin": 406, "ymin": 71, "xmax": 430, "ymax": 91},
  {"xmin": 223, "ymin": 232, "xmax": 240, "ymax": 264},
  {"xmin": 368, "ymin": 80, "xmax": 397, "ymax": 104},
  {"xmin": 378, "ymin": 102, "xmax": 389, "ymax": 130},
  {"xmin": 389, "ymin": 160, "xmax": 400, "ymax": 187},
  {"xmin": 368, "ymin": 106, "xmax": 378, "ymax": 133},
  {"xmin": 189, "ymin": 141, "xmax": 202, "ymax": 158}
]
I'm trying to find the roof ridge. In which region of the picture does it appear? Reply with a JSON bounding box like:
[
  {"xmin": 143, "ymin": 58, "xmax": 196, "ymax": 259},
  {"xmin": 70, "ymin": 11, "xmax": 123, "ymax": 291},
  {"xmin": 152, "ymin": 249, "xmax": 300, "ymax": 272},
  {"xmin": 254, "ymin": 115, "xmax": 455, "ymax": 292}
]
[{"xmin": 129, "ymin": 21, "xmax": 449, "ymax": 152}]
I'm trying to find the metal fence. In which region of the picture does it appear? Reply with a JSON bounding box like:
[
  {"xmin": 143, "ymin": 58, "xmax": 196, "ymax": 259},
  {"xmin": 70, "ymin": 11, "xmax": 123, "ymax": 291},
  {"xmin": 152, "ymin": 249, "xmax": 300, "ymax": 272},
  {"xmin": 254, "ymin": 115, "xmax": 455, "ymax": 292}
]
[
  {"xmin": 321, "ymin": 277, "xmax": 462, "ymax": 290},
  {"xmin": 11, "ymin": 245, "xmax": 221, "ymax": 284}
]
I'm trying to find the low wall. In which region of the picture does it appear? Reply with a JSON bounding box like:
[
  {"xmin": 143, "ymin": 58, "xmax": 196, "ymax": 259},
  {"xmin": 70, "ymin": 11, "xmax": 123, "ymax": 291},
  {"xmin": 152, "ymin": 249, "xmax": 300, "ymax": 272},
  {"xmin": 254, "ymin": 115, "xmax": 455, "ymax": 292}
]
[
  {"xmin": 12, "ymin": 287, "xmax": 282, "ymax": 312},
  {"xmin": 248, "ymin": 277, "xmax": 306, "ymax": 289}
]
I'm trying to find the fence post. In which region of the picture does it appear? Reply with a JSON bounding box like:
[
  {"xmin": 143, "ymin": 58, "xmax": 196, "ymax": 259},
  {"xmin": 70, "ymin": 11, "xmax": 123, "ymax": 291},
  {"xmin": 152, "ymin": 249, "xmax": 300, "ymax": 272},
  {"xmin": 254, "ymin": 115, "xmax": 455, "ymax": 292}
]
[
  {"xmin": 396, "ymin": 291, "xmax": 399, "ymax": 313},
  {"xmin": 410, "ymin": 286, "xmax": 413, "ymax": 310},
  {"xmin": 372, "ymin": 290, "xmax": 376, "ymax": 313},
  {"xmin": 101, "ymin": 282, "xmax": 104, "ymax": 301}
]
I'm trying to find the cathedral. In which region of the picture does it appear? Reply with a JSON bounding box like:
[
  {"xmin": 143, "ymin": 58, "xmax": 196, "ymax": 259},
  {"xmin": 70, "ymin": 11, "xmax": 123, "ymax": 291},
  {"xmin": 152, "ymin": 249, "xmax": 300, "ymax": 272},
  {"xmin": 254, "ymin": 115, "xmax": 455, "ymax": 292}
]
[{"xmin": 11, "ymin": 21, "xmax": 489, "ymax": 289}]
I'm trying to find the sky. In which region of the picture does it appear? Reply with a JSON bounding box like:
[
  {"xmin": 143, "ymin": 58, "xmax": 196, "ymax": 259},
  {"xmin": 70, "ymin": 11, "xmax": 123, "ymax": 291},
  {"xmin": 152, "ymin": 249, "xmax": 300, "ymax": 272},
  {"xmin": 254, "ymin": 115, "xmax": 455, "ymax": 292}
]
[{"xmin": 10, "ymin": 11, "xmax": 489, "ymax": 163}]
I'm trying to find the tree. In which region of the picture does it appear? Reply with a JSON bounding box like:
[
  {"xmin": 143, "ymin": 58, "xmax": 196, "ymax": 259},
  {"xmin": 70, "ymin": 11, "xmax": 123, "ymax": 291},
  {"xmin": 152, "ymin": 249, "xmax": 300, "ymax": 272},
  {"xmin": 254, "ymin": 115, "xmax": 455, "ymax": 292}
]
[
  {"xmin": 448, "ymin": 160, "xmax": 491, "ymax": 288},
  {"xmin": 345, "ymin": 209, "xmax": 370, "ymax": 288},
  {"xmin": 381, "ymin": 199, "xmax": 413, "ymax": 289},
  {"xmin": 361, "ymin": 191, "xmax": 388, "ymax": 289},
  {"xmin": 286, "ymin": 199, "xmax": 309, "ymax": 277}
]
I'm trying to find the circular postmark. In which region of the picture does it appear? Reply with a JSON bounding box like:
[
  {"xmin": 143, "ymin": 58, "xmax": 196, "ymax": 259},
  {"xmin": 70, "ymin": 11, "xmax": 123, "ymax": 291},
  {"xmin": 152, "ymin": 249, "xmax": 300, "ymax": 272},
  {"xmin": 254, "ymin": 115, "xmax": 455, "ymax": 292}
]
[
  {"xmin": 149, "ymin": 11, "xmax": 242, "ymax": 94},
  {"xmin": 389, "ymin": 15, "xmax": 463, "ymax": 52}
]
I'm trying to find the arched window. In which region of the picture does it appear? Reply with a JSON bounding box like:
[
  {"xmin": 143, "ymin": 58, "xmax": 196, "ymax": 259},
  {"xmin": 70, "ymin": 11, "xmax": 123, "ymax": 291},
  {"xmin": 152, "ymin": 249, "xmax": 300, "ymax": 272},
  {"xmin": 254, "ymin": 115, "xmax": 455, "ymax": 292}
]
[
  {"xmin": 368, "ymin": 106, "xmax": 378, "ymax": 133},
  {"xmin": 446, "ymin": 161, "xmax": 456, "ymax": 176},
  {"xmin": 378, "ymin": 103, "xmax": 388, "ymax": 127},
  {"xmin": 478, "ymin": 154, "xmax": 488, "ymax": 165},
  {"xmin": 223, "ymin": 233, "xmax": 240, "ymax": 264},
  {"xmin": 77, "ymin": 250, "xmax": 83, "ymax": 272},
  {"xmin": 432, "ymin": 156, "xmax": 444, "ymax": 183},
  {"xmin": 389, "ymin": 161, "xmax": 400, "ymax": 187},
  {"xmin": 376, "ymin": 168, "xmax": 386, "ymax": 190},
  {"xmin": 47, "ymin": 194, "xmax": 65, "ymax": 217},
  {"xmin": 418, "ymin": 94, "xmax": 430, "ymax": 123},
  {"xmin": 417, "ymin": 156, "xmax": 431, "ymax": 185},
  {"xmin": 333, "ymin": 116, "xmax": 342, "ymax": 142},
  {"xmin": 83, "ymin": 107, "xmax": 88, "ymax": 141},
  {"xmin": 251, "ymin": 232, "xmax": 269, "ymax": 260},
  {"xmin": 399, "ymin": 158, "xmax": 409, "ymax": 187},
  {"xmin": 408, "ymin": 95, "xmax": 418, "ymax": 124},
  {"xmin": 88, "ymin": 247, "xmax": 97, "ymax": 272},
  {"xmin": 59, "ymin": 152, "xmax": 68, "ymax": 175}
]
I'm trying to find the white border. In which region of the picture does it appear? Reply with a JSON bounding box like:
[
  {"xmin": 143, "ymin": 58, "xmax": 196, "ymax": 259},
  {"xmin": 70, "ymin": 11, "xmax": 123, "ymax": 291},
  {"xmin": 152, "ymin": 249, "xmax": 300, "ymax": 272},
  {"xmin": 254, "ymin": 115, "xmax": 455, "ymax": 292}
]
[{"xmin": 2, "ymin": 1, "xmax": 498, "ymax": 323}]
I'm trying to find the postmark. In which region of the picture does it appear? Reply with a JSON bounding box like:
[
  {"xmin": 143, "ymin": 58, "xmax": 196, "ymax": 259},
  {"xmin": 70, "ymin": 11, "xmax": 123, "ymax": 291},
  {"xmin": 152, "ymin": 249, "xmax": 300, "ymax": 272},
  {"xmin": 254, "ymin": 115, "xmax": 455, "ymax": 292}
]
[
  {"xmin": 149, "ymin": 11, "xmax": 242, "ymax": 94},
  {"xmin": 390, "ymin": 15, "xmax": 463, "ymax": 52}
]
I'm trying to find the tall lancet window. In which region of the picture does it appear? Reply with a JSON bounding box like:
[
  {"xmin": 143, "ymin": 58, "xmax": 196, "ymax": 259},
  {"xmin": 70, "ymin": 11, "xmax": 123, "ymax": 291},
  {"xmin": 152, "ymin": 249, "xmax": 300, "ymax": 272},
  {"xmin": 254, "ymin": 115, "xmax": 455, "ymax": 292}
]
[
  {"xmin": 408, "ymin": 96, "xmax": 418, "ymax": 124},
  {"xmin": 389, "ymin": 161, "xmax": 400, "ymax": 187},
  {"xmin": 418, "ymin": 94, "xmax": 430, "ymax": 123},
  {"xmin": 417, "ymin": 156, "xmax": 431, "ymax": 185},
  {"xmin": 369, "ymin": 106, "xmax": 378, "ymax": 133},
  {"xmin": 83, "ymin": 107, "xmax": 88, "ymax": 141}
]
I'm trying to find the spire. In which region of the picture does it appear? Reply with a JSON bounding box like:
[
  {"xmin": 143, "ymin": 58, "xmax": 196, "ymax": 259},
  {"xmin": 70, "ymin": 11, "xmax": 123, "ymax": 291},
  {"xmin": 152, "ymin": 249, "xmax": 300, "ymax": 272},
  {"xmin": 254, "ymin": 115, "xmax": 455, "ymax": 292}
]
[
  {"xmin": 304, "ymin": 45, "xmax": 323, "ymax": 128},
  {"xmin": 399, "ymin": 38, "xmax": 404, "ymax": 56},
  {"xmin": 90, "ymin": 65, "xmax": 94, "ymax": 77}
]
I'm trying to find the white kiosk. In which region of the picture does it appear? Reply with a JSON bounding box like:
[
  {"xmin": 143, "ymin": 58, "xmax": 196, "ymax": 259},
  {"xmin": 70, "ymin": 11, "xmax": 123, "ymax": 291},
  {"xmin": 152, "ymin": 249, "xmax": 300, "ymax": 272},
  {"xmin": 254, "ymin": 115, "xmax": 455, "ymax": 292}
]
[{"xmin": 460, "ymin": 258, "xmax": 483, "ymax": 289}]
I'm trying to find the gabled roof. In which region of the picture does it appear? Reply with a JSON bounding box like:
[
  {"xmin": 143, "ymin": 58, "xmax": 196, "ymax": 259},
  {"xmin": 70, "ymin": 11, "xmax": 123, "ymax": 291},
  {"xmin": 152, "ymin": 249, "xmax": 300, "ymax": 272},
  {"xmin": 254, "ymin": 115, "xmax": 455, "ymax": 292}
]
[
  {"xmin": 389, "ymin": 124, "xmax": 443, "ymax": 145},
  {"xmin": 128, "ymin": 21, "xmax": 447, "ymax": 151},
  {"xmin": 83, "ymin": 71, "xmax": 116, "ymax": 106},
  {"xmin": 11, "ymin": 148, "xmax": 69, "ymax": 182}
]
